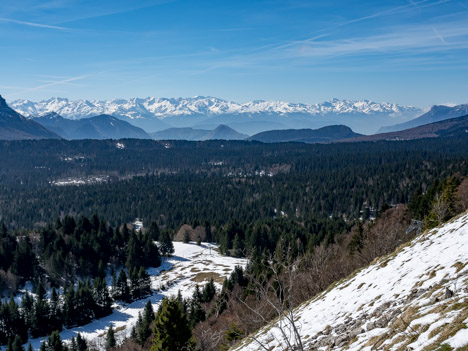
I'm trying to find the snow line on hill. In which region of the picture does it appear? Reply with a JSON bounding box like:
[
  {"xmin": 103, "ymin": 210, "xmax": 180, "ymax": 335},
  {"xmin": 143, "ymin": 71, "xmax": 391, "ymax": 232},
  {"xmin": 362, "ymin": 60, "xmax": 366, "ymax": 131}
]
[
  {"xmin": 235, "ymin": 212, "xmax": 468, "ymax": 351},
  {"xmin": 22, "ymin": 242, "xmax": 247, "ymax": 350}
]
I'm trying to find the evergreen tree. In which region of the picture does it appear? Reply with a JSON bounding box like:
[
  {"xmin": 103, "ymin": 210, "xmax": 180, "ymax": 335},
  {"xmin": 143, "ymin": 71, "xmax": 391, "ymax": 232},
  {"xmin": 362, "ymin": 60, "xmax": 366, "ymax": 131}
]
[
  {"xmin": 49, "ymin": 288, "xmax": 63, "ymax": 332},
  {"xmin": 158, "ymin": 231, "xmax": 174, "ymax": 257},
  {"xmin": 76, "ymin": 334, "xmax": 87, "ymax": 351},
  {"xmin": 114, "ymin": 270, "xmax": 130, "ymax": 302},
  {"xmin": 204, "ymin": 221, "xmax": 212, "ymax": 243},
  {"xmin": 129, "ymin": 267, "xmax": 140, "ymax": 300},
  {"xmin": 147, "ymin": 221, "xmax": 160, "ymax": 241},
  {"xmin": 201, "ymin": 278, "xmax": 216, "ymax": 303},
  {"xmin": 188, "ymin": 285, "xmax": 205, "ymax": 326},
  {"xmin": 150, "ymin": 297, "xmax": 195, "ymax": 351},
  {"xmin": 31, "ymin": 292, "xmax": 52, "ymax": 337},
  {"xmin": 92, "ymin": 277, "xmax": 112, "ymax": 318},
  {"xmin": 47, "ymin": 331, "xmax": 66, "ymax": 351},
  {"xmin": 138, "ymin": 266, "xmax": 151, "ymax": 297},
  {"xmin": 139, "ymin": 300, "xmax": 155, "ymax": 344},
  {"xmin": 106, "ymin": 326, "xmax": 116, "ymax": 350},
  {"xmin": 11, "ymin": 336, "xmax": 24, "ymax": 351}
]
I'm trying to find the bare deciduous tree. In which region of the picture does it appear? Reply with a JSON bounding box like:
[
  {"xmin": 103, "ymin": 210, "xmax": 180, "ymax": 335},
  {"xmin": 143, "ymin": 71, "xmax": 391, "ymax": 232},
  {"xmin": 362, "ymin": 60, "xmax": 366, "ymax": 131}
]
[
  {"xmin": 236, "ymin": 249, "xmax": 305, "ymax": 351},
  {"xmin": 433, "ymin": 192, "xmax": 450, "ymax": 224}
]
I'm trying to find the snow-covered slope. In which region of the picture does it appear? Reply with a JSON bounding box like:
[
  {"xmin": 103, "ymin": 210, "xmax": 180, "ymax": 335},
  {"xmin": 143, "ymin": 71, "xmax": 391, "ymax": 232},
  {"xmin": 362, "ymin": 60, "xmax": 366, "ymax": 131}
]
[
  {"xmin": 235, "ymin": 212, "xmax": 468, "ymax": 351},
  {"xmin": 25, "ymin": 242, "xmax": 247, "ymax": 350},
  {"xmin": 10, "ymin": 97, "xmax": 419, "ymax": 120}
]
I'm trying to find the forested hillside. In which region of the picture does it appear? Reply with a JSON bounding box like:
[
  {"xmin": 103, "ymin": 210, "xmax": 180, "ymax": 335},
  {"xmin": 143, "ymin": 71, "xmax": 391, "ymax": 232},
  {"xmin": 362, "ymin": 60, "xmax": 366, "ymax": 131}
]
[
  {"xmin": 0, "ymin": 135, "xmax": 467, "ymax": 350},
  {"xmin": 1, "ymin": 136, "xmax": 467, "ymax": 230}
]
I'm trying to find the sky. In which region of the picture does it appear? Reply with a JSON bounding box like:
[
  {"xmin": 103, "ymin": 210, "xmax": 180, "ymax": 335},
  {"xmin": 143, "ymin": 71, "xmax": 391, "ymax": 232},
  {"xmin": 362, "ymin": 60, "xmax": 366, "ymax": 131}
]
[{"xmin": 0, "ymin": 0, "xmax": 467, "ymax": 107}]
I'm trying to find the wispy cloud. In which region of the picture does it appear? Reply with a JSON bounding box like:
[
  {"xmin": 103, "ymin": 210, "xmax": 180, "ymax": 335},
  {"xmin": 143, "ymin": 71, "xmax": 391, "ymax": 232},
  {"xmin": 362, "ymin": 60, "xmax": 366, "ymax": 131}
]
[
  {"xmin": 0, "ymin": 17, "xmax": 68, "ymax": 30},
  {"xmin": 283, "ymin": 22, "xmax": 468, "ymax": 59},
  {"xmin": 268, "ymin": 0, "xmax": 450, "ymax": 52}
]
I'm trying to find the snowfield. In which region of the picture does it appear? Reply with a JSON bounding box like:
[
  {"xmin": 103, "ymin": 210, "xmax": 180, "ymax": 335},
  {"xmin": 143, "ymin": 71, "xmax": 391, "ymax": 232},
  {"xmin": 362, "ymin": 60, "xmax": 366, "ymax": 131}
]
[
  {"xmin": 26, "ymin": 242, "xmax": 247, "ymax": 350},
  {"xmin": 235, "ymin": 211, "xmax": 468, "ymax": 351}
]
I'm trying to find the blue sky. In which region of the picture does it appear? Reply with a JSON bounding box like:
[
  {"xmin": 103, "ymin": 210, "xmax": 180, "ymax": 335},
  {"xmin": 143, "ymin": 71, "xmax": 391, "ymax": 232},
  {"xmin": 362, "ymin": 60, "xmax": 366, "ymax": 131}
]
[{"xmin": 0, "ymin": 0, "xmax": 467, "ymax": 106}]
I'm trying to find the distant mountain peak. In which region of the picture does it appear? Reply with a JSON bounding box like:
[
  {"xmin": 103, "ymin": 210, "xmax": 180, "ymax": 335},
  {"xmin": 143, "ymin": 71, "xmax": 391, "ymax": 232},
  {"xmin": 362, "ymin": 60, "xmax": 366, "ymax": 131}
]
[{"xmin": 379, "ymin": 103, "xmax": 468, "ymax": 133}]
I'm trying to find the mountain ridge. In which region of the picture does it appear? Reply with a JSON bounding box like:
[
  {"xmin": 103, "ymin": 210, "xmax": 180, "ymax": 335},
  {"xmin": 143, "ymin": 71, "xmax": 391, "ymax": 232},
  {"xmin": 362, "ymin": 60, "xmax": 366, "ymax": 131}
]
[
  {"xmin": 9, "ymin": 97, "xmax": 421, "ymax": 134},
  {"xmin": 0, "ymin": 95, "xmax": 61, "ymax": 140},
  {"xmin": 150, "ymin": 124, "xmax": 248, "ymax": 141},
  {"xmin": 248, "ymin": 125, "xmax": 362, "ymax": 143},
  {"xmin": 10, "ymin": 96, "xmax": 419, "ymax": 119},
  {"xmin": 34, "ymin": 113, "xmax": 151, "ymax": 140},
  {"xmin": 379, "ymin": 103, "xmax": 468, "ymax": 133},
  {"xmin": 343, "ymin": 114, "xmax": 468, "ymax": 142}
]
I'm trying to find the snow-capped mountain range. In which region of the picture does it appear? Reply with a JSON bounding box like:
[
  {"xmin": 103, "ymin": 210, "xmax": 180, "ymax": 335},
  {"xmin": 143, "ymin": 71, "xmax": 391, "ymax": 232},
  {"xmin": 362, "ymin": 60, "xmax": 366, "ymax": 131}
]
[
  {"xmin": 9, "ymin": 97, "xmax": 422, "ymax": 134},
  {"xmin": 10, "ymin": 96, "xmax": 418, "ymax": 120}
]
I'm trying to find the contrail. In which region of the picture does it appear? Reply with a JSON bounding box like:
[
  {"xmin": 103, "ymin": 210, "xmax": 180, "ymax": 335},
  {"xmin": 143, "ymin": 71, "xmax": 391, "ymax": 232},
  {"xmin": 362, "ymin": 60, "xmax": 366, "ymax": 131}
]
[
  {"xmin": 6, "ymin": 75, "xmax": 89, "ymax": 97},
  {"xmin": 433, "ymin": 27, "xmax": 448, "ymax": 44},
  {"xmin": 0, "ymin": 17, "xmax": 68, "ymax": 30}
]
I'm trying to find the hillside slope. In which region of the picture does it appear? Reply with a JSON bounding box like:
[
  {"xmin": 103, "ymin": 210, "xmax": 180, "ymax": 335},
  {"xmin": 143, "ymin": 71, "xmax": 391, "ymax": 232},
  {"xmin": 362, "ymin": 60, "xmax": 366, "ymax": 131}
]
[
  {"xmin": 0, "ymin": 95, "xmax": 60, "ymax": 140},
  {"xmin": 380, "ymin": 104, "xmax": 468, "ymax": 133},
  {"xmin": 235, "ymin": 212, "xmax": 468, "ymax": 351},
  {"xmin": 25, "ymin": 242, "xmax": 247, "ymax": 349},
  {"xmin": 344, "ymin": 114, "xmax": 468, "ymax": 143}
]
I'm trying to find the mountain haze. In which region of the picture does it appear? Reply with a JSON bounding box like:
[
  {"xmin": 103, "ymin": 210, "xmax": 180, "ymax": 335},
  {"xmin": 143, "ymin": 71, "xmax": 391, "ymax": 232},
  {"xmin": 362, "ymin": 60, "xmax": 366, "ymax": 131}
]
[
  {"xmin": 34, "ymin": 113, "xmax": 150, "ymax": 140},
  {"xmin": 150, "ymin": 124, "xmax": 248, "ymax": 140}
]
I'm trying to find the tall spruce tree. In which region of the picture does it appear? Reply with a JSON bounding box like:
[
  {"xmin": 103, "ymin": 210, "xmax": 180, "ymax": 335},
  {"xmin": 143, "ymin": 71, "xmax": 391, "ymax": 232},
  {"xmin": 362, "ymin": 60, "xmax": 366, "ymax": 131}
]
[
  {"xmin": 106, "ymin": 326, "xmax": 116, "ymax": 350},
  {"xmin": 150, "ymin": 297, "xmax": 195, "ymax": 351},
  {"xmin": 157, "ymin": 231, "xmax": 174, "ymax": 257}
]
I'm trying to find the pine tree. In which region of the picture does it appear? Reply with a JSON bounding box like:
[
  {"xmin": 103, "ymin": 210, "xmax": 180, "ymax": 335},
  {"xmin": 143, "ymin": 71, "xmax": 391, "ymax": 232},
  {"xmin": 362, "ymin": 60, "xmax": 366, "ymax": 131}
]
[
  {"xmin": 189, "ymin": 285, "xmax": 205, "ymax": 326},
  {"xmin": 31, "ymin": 292, "xmax": 52, "ymax": 337},
  {"xmin": 76, "ymin": 333, "xmax": 87, "ymax": 351},
  {"xmin": 147, "ymin": 221, "xmax": 160, "ymax": 241},
  {"xmin": 158, "ymin": 231, "xmax": 174, "ymax": 257},
  {"xmin": 11, "ymin": 336, "xmax": 24, "ymax": 351},
  {"xmin": 129, "ymin": 266, "xmax": 140, "ymax": 300},
  {"xmin": 204, "ymin": 221, "xmax": 212, "ymax": 243},
  {"xmin": 133, "ymin": 312, "xmax": 144, "ymax": 344},
  {"xmin": 138, "ymin": 300, "xmax": 155, "ymax": 344},
  {"xmin": 201, "ymin": 278, "xmax": 216, "ymax": 303},
  {"xmin": 47, "ymin": 331, "xmax": 66, "ymax": 351},
  {"xmin": 115, "ymin": 270, "xmax": 130, "ymax": 302},
  {"xmin": 138, "ymin": 266, "xmax": 151, "ymax": 297},
  {"xmin": 150, "ymin": 297, "xmax": 195, "ymax": 351},
  {"xmin": 92, "ymin": 276, "xmax": 112, "ymax": 318},
  {"xmin": 106, "ymin": 326, "xmax": 116, "ymax": 350},
  {"xmin": 49, "ymin": 288, "xmax": 63, "ymax": 332},
  {"xmin": 70, "ymin": 337, "xmax": 78, "ymax": 351}
]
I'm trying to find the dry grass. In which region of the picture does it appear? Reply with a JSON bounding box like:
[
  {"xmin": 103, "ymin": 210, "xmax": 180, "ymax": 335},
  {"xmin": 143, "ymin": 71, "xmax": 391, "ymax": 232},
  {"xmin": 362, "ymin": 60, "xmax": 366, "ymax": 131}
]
[{"xmin": 191, "ymin": 272, "xmax": 223, "ymax": 283}]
